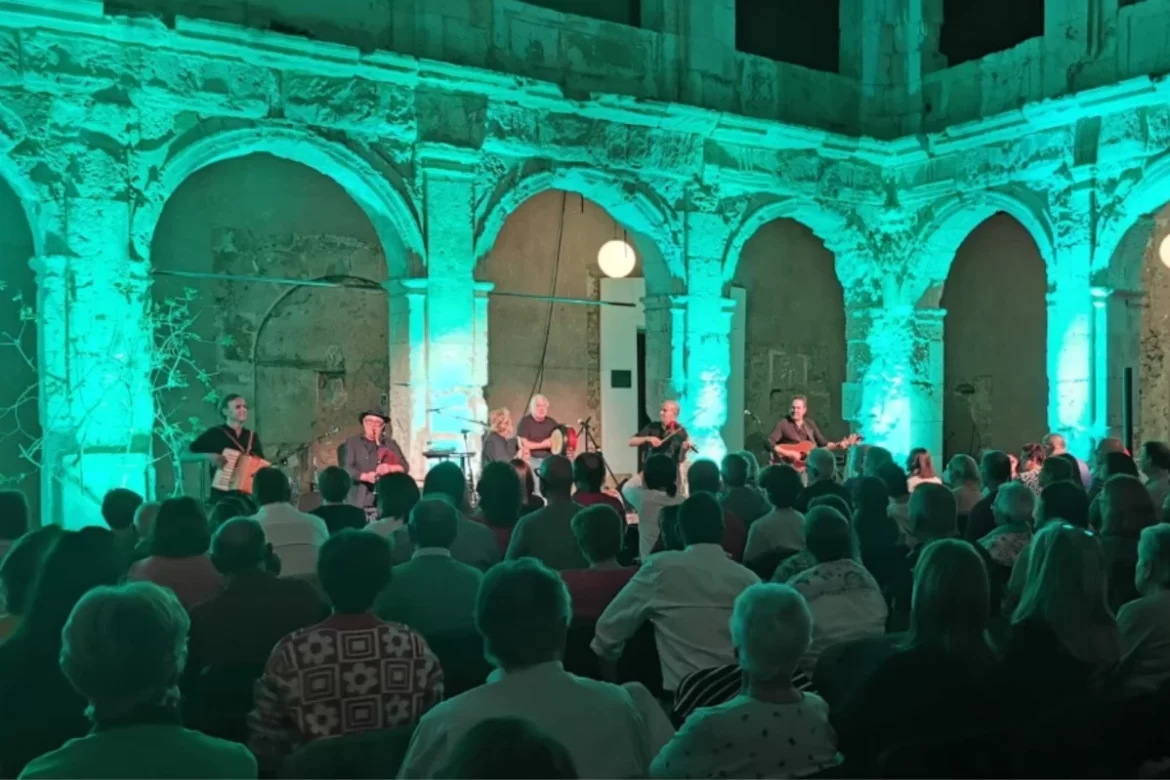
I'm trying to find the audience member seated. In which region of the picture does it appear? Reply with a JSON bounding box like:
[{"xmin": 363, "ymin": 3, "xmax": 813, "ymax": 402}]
[
  {"xmin": 965, "ymin": 450, "xmax": 1013, "ymax": 542},
  {"xmin": 187, "ymin": 519, "xmax": 328, "ymax": 681},
  {"xmin": 366, "ymin": 472, "xmax": 420, "ymax": 538},
  {"xmin": 1016, "ymin": 442, "xmax": 1045, "ymax": 495},
  {"xmin": 834, "ymin": 539, "xmax": 1001, "ymax": 772},
  {"xmin": 477, "ymin": 462, "xmax": 523, "ymax": 554},
  {"xmin": 795, "ymin": 448, "xmax": 851, "ymax": 513},
  {"xmin": 101, "ymin": 488, "xmax": 144, "ymax": 566},
  {"xmin": 719, "ymin": 453, "xmax": 770, "ymax": 528},
  {"xmin": 1141, "ymin": 441, "xmax": 1170, "ymax": 520},
  {"xmin": 561, "ymin": 505, "xmax": 636, "ymax": 621},
  {"xmin": 945, "ymin": 453, "xmax": 983, "ymax": 522},
  {"xmin": 738, "ymin": 450, "xmax": 763, "ymax": 487},
  {"xmin": 507, "ymin": 456, "xmax": 587, "ymax": 569},
  {"xmin": 0, "ymin": 526, "xmax": 63, "ymax": 641},
  {"xmin": 207, "ymin": 494, "xmax": 256, "ymax": 533},
  {"xmin": 788, "ymin": 507, "xmax": 887, "ymax": 672},
  {"xmin": 1099, "ymin": 474, "xmax": 1158, "ymax": 612},
  {"xmin": 623, "ymin": 454, "xmax": 684, "ymax": 559},
  {"xmin": 687, "ymin": 460, "xmax": 746, "ymax": 561},
  {"xmin": 0, "ymin": 528, "xmax": 123, "ymax": 777},
  {"xmin": 878, "ymin": 463, "xmax": 912, "ymax": 544},
  {"xmin": 1118, "ymin": 524, "xmax": 1170, "ymax": 692},
  {"xmin": 310, "ymin": 466, "xmax": 367, "ymax": 534},
  {"xmin": 978, "ymin": 482, "xmax": 1035, "ymax": 571},
  {"xmin": 906, "ymin": 447, "xmax": 943, "ymax": 493},
  {"xmin": 1088, "ymin": 438, "xmax": 1131, "ymax": 498},
  {"xmin": 651, "ymin": 583, "xmax": 839, "ymax": 779},
  {"xmin": 572, "ymin": 452, "xmax": 625, "ymax": 516},
  {"xmin": 669, "ymin": 661, "xmax": 812, "ymax": 728},
  {"xmin": 745, "ymin": 465, "xmax": 805, "ymax": 564},
  {"xmin": 375, "ymin": 498, "xmax": 483, "ymax": 636},
  {"xmin": 593, "ymin": 492, "xmax": 759, "ymax": 694},
  {"xmin": 512, "ymin": 459, "xmax": 546, "ymax": 516},
  {"xmin": 1038, "ymin": 453, "xmax": 1076, "ymax": 489},
  {"xmin": 399, "ymin": 558, "xmax": 659, "ymax": 778},
  {"xmin": 392, "ymin": 462, "xmax": 500, "ymax": 569},
  {"xmin": 132, "ymin": 501, "xmax": 161, "ymax": 561},
  {"xmin": 250, "ymin": 467, "xmax": 329, "ymax": 578},
  {"xmin": 1044, "ymin": 432, "xmax": 1092, "ymax": 488},
  {"xmin": 1089, "ymin": 452, "xmax": 1142, "ymax": 530},
  {"xmin": 862, "ymin": 446, "xmax": 894, "ymax": 478},
  {"xmin": 439, "ymin": 717, "xmax": 578, "ymax": 779},
  {"xmin": 1005, "ymin": 524, "xmax": 1120, "ymax": 705},
  {"xmin": 20, "ymin": 582, "xmax": 257, "ymax": 779},
  {"xmin": 773, "ymin": 495, "xmax": 851, "ymax": 583},
  {"xmin": 249, "ymin": 531, "xmax": 443, "ymax": 774},
  {"xmin": 850, "ymin": 477, "xmax": 904, "ymax": 592},
  {"xmin": 1004, "ymin": 480, "xmax": 1090, "ymax": 613},
  {"xmin": 127, "ymin": 497, "xmax": 223, "ymax": 609},
  {"xmin": 0, "ymin": 489, "xmax": 29, "ymax": 562}
]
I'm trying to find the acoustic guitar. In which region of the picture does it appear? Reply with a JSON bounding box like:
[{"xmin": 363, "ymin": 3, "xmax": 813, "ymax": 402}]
[{"xmin": 772, "ymin": 434, "xmax": 863, "ymax": 471}]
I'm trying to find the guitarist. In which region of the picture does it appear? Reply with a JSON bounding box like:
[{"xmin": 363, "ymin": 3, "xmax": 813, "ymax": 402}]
[{"xmin": 769, "ymin": 395, "xmax": 829, "ymax": 467}]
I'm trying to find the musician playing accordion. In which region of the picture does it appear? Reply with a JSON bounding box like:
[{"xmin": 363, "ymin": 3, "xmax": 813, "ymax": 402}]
[{"xmin": 187, "ymin": 393, "xmax": 265, "ymax": 504}]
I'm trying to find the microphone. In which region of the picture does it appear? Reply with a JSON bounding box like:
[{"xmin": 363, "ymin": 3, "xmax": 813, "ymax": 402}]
[
  {"xmin": 578, "ymin": 416, "xmax": 592, "ymax": 427},
  {"xmin": 743, "ymin": 409, "xmax": 752, "ymax": 416}
]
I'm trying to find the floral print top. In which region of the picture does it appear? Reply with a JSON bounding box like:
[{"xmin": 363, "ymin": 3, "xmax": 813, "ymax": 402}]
[{"xmin": 248, "ymin": 612, "xmax": 443, "ymax": 771}]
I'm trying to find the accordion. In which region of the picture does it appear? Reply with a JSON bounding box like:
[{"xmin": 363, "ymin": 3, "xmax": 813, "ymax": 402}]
[{"xmin": 211, "ymin": 448, "xmax": 271, "ymax": 495}]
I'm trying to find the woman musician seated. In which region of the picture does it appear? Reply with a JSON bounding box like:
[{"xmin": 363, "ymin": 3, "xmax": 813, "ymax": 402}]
[{"xmin": 186, "ymin": 393, "xmax": 265, "ymax": 504}]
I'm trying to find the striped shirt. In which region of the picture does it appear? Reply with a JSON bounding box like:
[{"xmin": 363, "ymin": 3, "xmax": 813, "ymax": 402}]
[{"xmin": 670, "ymin": 663, "xmax": 813, "ymax": 726}]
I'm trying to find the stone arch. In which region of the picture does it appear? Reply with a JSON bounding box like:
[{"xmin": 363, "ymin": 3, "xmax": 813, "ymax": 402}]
[
  {"xmin": 1095, "ymin": 153, "xmax": 1170, "ymax": 290},
  {"xmin": 139, "ymin": 124, "xmax": 424, "ymax": 278},
  {"xmin": 474, "ymin": 164, "xmax": 682, "ymax": 291},
  {"xmin": 721, "ymin": 196, "xmax": 851, "ymax": 286},
  {"xmin": 915, "ymin": 188, "xmax": 1056, "ymax": 306}
]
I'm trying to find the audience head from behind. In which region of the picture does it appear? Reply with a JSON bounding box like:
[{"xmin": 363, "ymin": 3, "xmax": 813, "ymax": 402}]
[
  {"xmin": 908, "ymin": 539, "xmax": 993, "ymax": 660},
  {"xmin": 439, "ymin": 716, "xmax": 578, "ymax": 780},
  {"xmin": 0, "ymin": 525, "xmax": 64, "ymax": 620},
  {"xmin": 804, "ymin": 507, "xmax": 854, "ymax": 564},
  {"xmin": 658, "ymin": 505, "xmax": 684, "ymax": 552},
  {"xmin": 944, "ymin": 453, "xmax": 980, "ymax": 487},
  {"xmin": 425, "ymin": 461, "xmax": 470, "ymax": 511},
  {"xmin": 852, "ymin": 477, "xmax": 899, "ymax": 550},
  {"xmin": 852, "ymin": 476, "xmax": 889, "ymax": 518},
  {"xmin": 410, "ymin": 498, "xmax": 460, "ymax": 551},
  {"xmin": 570, "ymin": 505, "xmax": 624, "ymax": 567},
  {"xmin": 687, "ymin": 459, "xmax": 722, "ymax": 495},
  {"xmin": 1094, "ymin": 437, "xmax": 1129, "ymax": 470},
  {"xmin": 538, "ymin": 456, "xmax": 574, "ymax": 501},
  {"xmin": 1037, "ymin": 481, "xmax": 1090, "ymax": 529},
  {"xmin": 149, "ymin": 497, "xmax": 211, "ymax": 559},
  {"xmin": 906, "ymin": 448, "xmax": 936, "ymax": 479},
  {"xmin": 737, "ymin": 450, "xmax": 762, "ymax": 485},
  {"xmin": 1101, "ymin": 451, "xmax": 1140, "ymax": 481},
  {"xmin": 511, "ymin": 459, "xmax": 539, "ymax": 505},
  {"xmin": 1054, "ymin": 452, "xmax": 1083, "ymax": 478},
  {"xmin": 642, "ymin": 454, "xmax": 679, "ymax": 498},
  {"xmin": 316, "ymin": 466, "xmax": 353, "ymax": 505},
  {"xmin": 807, "ymin": 494, "xmax": 850, "ymax": 518},
  {"xmin": 133, "ymin": 501, "xmax": 162, "ymax": 543},
  {"xmin": 908, "ymin": 482, "xmax": 958, "ymax": 545},
  {"xmin": 0, "ymin": 490, "xmax": 29, "ymax": 541},
  {"xmin": 1136, "ymin": 524, "xmax": 1170, "ymax": 598},
  {"xmin": 721, "ymin": 453, "xmax": 751, "ymax": 489},
  {"xmin": 1141, "ymin": 441, "xmax": 1170, "ymax": 480},
  {"xmin": 993, "ymin": 482, "xmax": 1035, "ymax": 528},
  {"xmin": 318, "ymin": 530, "xmax": 392, "ymax": 615},
  {"xmin": 253, "ymin": 467, "xmax": 292, "ymax": 507},
  {"xmin": 979, "ymin": 450, "xmax": 1013, "ymax": 491},
  {"xmin": 759, "ymin": 464, "xmax": 803, "ymax": 510},
  {"xmin": 478, "ymin": 462, "xmax": 523, "ymax": 530},
  {"xmin": 862, "ymin": 446, "xmax": 894, "ymax": 478},
  {"xmin": 1014, "ymin": 523, "xmax": 1118, "ymax": 666},
  {"xmin": 1100, "ymin": 474, "xmax": 1157, "ymax": 537},
  {"xmin": 376, "ymin": 472, "xmax": 421, "ymax": 521},
  {"xmin": 207, "ymin": 495, "xmax": 255, "ymax": 531},
  {"xmin": 806, "ymin": 448, "xmax": 836, "ymax": 484},
  {"xmin": 476, "ymin": 558, "xmax": 570, "ymax": 671},
  {"xmin": 730, "ymin": 583, "xmax": 812, "ymax": 689},
  {"xmin": 101, "ymin": 489, "xmax": 143, "ymax": 533},
  {"xmin": 19, "ymin": 528, "xmax": 123, "ymax": 648},
  {"xmin": 845, "ymin": 444, "xmax": 870, "ymax": 480},
  {"xmin": 678, "ymin": 491, "xmax": 725, "ymax": 547},
  {"xmin": 209, "ymin": 518, "xmax": 271, "ymax": 577},
  {"xmin": 1039, "ymin": 454, "xmax": 1076, "ymax": 489},
  {"xmin": 60, "ymin": 581, "xmax": 189, "ymax": 723},
  {"xmin": 572, "ymin": 452, "xmax": 607, "ymax": 493},
  {"xmin": 877, "ymin": 462, "xmax": 909, "ymax": 501}
]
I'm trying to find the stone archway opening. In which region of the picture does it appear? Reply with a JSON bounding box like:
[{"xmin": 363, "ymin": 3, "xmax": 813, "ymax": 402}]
[
  {"xmin": 150, "ymin": 153, "xmax": 396, "ymax": 497},
  {"xmin": 731, "ymin": 217, "xmax": 847, "ymax": 464},
  {"xmin": 940, "ymin": 213, "xmax": 1048, "ymax": 462},
  {"xmin": 0, "ymin": 175, "xmax": 38, "ymax": 519}
]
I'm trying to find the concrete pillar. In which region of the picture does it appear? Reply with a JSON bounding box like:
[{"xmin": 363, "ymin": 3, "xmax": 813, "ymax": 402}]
[{"xmin": 386, "ymin": 278, "xmax": 430, "ymax": 475}]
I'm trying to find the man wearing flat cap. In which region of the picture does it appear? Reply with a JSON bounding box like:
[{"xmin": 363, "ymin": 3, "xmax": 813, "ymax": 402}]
[{"xmin": 339, "ymin": 409, "xmax": 409, "ymax": 517}]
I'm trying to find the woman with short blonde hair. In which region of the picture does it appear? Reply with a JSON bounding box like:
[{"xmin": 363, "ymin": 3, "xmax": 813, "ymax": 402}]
[{"xmin": 482, "ymin": 408, "xmax": 519, "ymax": 466}]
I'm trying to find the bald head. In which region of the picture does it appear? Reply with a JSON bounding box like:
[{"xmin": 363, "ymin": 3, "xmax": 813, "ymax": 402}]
[
  {"xmin": 210, "ymin": 518, "xmax": 268, "ymax": 575},
  {"xmin": 806, "ymin": 448, "xmax": 836, "ymax": 483},
  {"xmin": 1043, "ymin": 433, "xmax": 1067, "ymax": 456},
  {"xmin": 539, "ymin": 456, "xmax": 574, "ymax": 498}
]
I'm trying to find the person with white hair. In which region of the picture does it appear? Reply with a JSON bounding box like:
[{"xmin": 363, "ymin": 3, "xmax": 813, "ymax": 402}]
[
  {"xmin": 517, "ymin": 395, "xmax": 563, "ymax": 486},
  {"xmin": 649, "ymin": 583, "xmax": 839, "ymax": 779},
  {"xmin": 978, "ymin": 481, "xmax": 1035, "ymax": 569},
  {"xmin": 1118, "ymin": 524, "xmax": 1170, "ymax": 691},
  {"xmin": 19, "ymin": 581, "xmax": 257, "ymax": 779}
]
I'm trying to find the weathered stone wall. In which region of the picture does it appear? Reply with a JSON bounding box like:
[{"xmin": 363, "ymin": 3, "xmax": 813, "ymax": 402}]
[
  {"xmin": 941, "ymin": 214, "xmax": 1048, "ymax": 459},
  {"xmin": 733, "ymin": 218, "xmax": 847, "ymax": 449},
  {"xmin": 0, "ymin": 179, "xmax": 37, "ymax": 516},
  {"xmin": 1139, "ymin": 206, "xmax": 1170, "ymax": 445}
]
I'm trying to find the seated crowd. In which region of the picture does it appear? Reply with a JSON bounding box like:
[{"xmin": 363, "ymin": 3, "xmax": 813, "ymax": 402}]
[{"xmin": 3, "ymin": 431, "xmax": 1170, "ymax": 779}]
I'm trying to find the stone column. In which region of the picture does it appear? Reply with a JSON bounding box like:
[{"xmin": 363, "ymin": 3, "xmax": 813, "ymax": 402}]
[
  {"xmin": 844, "ymin": 304, "xmax": 945, "ymax": 461},
  {"xmin": 385, "ymin": 278, "xmax": 429, "ymax": 476},
  {"xmin": 1090, "ymin": 285, "xmax": 1145, "ymax": 440},
  {"xmin": 641, "ymin": 294, "xmax": 686, "ymax": 418},
  {"xmin": 34, "ymin": 198, "xmax": 154, "ymax": 529},
  {"xmin": 1046, "ymin": 280, "xmax": 1096, "ymax": 458}
]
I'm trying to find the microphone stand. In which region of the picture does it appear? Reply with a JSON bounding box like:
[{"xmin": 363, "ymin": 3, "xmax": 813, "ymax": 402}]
[
  {"xmin": 429, "ymin": 409, "xmax": 487, "ymax": 494},
  {"xmin": 745, "ymin": 410, "xmax": 772, "ymax": 463},
  {"xmin": 576, "ymin": 418, "xmax": 622, "ymax": 492}
]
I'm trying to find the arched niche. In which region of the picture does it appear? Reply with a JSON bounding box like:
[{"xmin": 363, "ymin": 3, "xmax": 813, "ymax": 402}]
[
  {"xmin": 150, "ymin": 153, "xmax": 392, "ymax": 495},
  {"xmin": 940, "ymin": 213, "xmax": 1048, "ymax": 460}
]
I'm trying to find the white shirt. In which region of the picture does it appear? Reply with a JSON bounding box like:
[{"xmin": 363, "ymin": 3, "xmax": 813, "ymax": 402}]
[
  {"xmin": 907, "ymin": 475, "xmax": 943, "ymax": 493},
  {"xmin": 397, "ymin": 662, "xmax": 654, "ymax": 779},
  {"xmin": 744, "ymin": 507, "xmax": 805, "ymax": 562},
  {"xmin": 365, "ymin": 516, "xmax": 405, "ymax": 538},
  {"xmin": 1118, "ymin": 590, "xmax": 1170, "ymax": 692},
  {"xmin": 788, "ymin": 559, "xmax": 888, "ymax": 672},
  {"xmin": 592, "ymin": 543, "xmax": 760, "ymax": 691},
  {"xmin": 623, "ymin": 480, "xmax": 686, "ymax": 558},
  {"xmin": 251, "ymin": 503, "xmax": 329, "ymax": 577}
]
